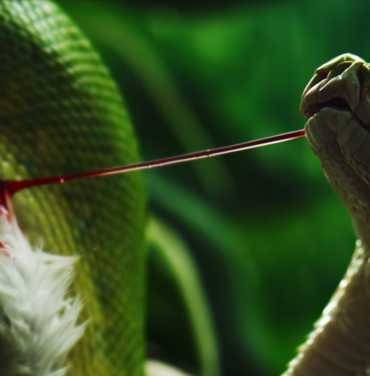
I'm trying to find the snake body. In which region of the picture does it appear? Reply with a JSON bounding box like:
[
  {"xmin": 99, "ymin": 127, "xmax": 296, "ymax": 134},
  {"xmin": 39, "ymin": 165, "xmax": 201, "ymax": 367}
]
[
  {"xmin": 0, "ymin": 1, "xmax": 146, "ymax": 375},
  {"xmin": 283, "ymin": 54, "xmax": 370, "ymax": 375}
]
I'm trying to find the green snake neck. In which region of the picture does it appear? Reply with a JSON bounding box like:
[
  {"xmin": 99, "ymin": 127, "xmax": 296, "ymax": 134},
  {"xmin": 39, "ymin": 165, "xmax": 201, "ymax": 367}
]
[
  {"xmin": 283, "ymin": 239, "xmax": 370, "ymax": 375},
  {"xmin": 284, "ymin": 54, "xmax": 370, "ymax": 375}
]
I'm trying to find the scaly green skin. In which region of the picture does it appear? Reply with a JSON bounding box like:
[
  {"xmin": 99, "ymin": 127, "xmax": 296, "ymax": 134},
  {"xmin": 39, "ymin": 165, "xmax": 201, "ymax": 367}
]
[
  {"xmin": 284, "ymin": 54, "xmax": 370, "ymax": 375},
  {"xmin": 0, "ymin": 1, "xmax": 146, "ymax": 375}
]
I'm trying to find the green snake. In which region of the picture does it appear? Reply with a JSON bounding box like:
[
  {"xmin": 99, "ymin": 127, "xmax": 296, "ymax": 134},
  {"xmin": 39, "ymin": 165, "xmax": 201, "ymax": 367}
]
[
  {"xmin": 0, "ymin": 1, "xmax": 146, "ymax": 375},
  {"xmin": 283, "ymin": 54, "xmax": 370, "ymax": 375},
  {"xmin": 2, "ymin": 1, "xmax": 370, "ymax": 375}
]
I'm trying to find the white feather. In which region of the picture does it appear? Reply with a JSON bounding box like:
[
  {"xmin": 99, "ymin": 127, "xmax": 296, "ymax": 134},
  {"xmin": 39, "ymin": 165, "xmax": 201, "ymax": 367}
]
[{"xmin": 0, "ymin": 213, "xmax": 85, "ymax": 376}]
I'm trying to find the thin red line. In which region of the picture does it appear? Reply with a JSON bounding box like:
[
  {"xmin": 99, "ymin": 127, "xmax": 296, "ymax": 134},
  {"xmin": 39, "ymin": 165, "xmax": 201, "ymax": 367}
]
[{"xmin": 4, "ymin": 129, "xmax": 306, "ymax": 195}]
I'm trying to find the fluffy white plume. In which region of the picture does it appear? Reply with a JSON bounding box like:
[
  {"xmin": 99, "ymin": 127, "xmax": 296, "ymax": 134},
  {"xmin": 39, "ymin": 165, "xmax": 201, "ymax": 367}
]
[{"xmin": 0, "ymin": 214, "xmax": 85, "ymax": 376}]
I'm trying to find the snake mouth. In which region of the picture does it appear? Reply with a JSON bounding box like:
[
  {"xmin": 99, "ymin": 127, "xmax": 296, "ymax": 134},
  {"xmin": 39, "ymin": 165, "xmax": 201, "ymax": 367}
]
[
  {"xmin": 303, "ymin": 98, "xmax": 352, "ymax": 119},
  {"xmin": 303, "ymin": 96, "xmax": 370, "ymax": 133}
]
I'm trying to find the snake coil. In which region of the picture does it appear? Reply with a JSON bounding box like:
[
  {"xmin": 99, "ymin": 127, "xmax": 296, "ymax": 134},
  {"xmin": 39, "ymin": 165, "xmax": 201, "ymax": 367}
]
[{"xmin": 0, "ymin": 2, "xmax": 146, "ymax": 375}]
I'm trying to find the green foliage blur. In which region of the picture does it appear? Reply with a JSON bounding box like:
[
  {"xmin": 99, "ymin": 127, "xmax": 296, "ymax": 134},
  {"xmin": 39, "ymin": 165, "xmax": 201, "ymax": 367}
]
[{"xmin": 57, "ymin": 0, "xmax": 365, "ymax": 375}]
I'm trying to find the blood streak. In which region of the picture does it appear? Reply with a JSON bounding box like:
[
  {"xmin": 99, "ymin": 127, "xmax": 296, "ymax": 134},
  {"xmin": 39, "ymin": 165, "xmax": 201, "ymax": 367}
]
[{"xmin": 0, "ymin": 129, "xmax": 305, "ymax": 219}]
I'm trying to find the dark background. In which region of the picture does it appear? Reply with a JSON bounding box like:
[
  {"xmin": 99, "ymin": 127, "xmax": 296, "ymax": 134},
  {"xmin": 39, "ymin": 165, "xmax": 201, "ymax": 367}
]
[{"xmin": 57, "ymin": 1, "xmax": 364, "ymax": 375}]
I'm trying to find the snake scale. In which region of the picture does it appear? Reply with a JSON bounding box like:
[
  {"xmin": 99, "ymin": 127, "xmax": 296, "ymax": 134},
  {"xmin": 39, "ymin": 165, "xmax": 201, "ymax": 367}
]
[
  {"xmin": 3, "ymin": 1, "xmax": 370, "ymax": 375},
  {"xmin": 0, "ymin": 1, "xmax": 146, "ymax": 375}
]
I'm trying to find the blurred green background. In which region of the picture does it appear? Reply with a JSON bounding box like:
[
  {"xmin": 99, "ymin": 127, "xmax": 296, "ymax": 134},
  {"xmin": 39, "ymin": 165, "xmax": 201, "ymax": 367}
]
[{"xmin": 56, "ymin": 1, "xmax": 366, "ymax": 375}]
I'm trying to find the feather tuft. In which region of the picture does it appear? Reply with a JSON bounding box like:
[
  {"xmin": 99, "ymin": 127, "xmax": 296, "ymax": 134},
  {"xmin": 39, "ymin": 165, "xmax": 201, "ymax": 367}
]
[{"xmin": 0, "ymin": 214, "xmax": 85, "ymax": 376}]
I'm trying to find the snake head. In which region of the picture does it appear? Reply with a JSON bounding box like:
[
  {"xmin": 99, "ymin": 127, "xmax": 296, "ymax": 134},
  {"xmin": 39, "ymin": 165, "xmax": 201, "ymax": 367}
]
[
  {"xmin": 301, "ymin": 53, "xmax": 370, "ymax": 120},
  {"xmin": 301, "ymin": 54, "xmax": 370, "ymax": 242}
]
